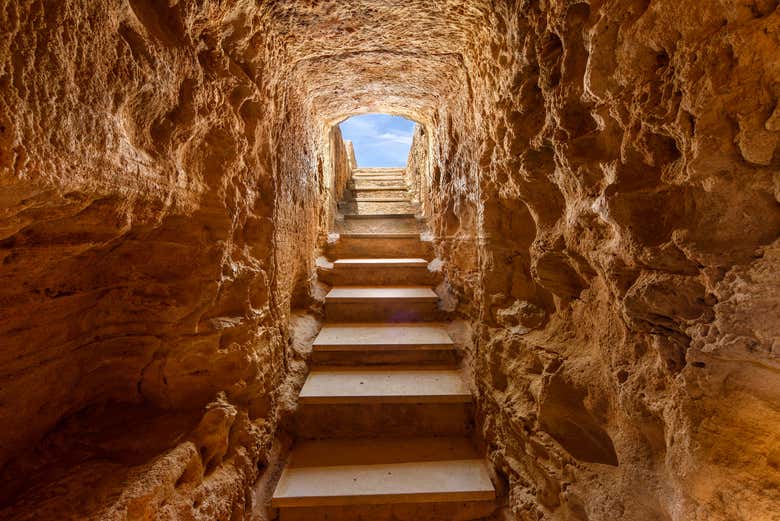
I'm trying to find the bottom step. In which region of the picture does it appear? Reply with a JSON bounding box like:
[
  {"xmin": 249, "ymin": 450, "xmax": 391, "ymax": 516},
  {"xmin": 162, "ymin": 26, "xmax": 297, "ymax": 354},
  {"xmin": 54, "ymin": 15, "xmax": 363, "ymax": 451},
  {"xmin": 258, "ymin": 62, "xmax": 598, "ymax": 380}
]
[{"xmin": 272, "ymin": 438, "xmax": 495, "ymax": 521}]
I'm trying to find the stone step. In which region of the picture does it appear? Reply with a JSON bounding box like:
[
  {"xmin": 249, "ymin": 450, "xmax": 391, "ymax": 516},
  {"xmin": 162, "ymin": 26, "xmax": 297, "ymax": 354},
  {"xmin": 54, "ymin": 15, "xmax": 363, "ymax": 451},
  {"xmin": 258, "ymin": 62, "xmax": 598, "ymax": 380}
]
[
  {"xmin": 338, "ymin": 232, "xmax": 419, "ymax": 239},
  {"xmin": 350, "ymin": 180, "xmax": 407, "ymax": 189},
  {"xmin": 311, "ymin": 322, "xmax": 455, "ymax": 365},
  {"xmin": 351, "ymin": 174, "xmax": 405, "ymax": 179},
  {"xmin": 335, "ymin": 217, "xmax": 419, "ymax": 235},
  {"xmin": 349, "ymin": 189, "xmax": 409, "ymax": 199},
  {"xmin": 325, "ymin": 286, "xmax": 439, "ymax": 304},
  {"xmin": 298, "ymin": 366, "xmax": 469, "ymax": 404},
  {"xmin": 350, "ymin": 180, "xmax": 406, "ymax": 186},
  {"xmin": 295, "ymin": 401, "xmax": 473, "ymax": 438},
  {"xmin": 325, "ymin": 286, "xmax": 437, "ymax": 302},
  {"xmin": 341, "ymin": 198, "xmax": 412, "ymax": 204},
  {"xmin": 272, "ymin": 438, "xmax": 495, "ymax": 520},
  {"xmin": 319, "ymin": 258, "xmax": 437, "ymax": 286},
  {"xmin": 351, "ymin": 171, "xmax": 404, "ymax": 175},
  {"xmin": 339, "ymin": 201, "xmax": 418, "ymax": 216},
  {"xmin": 312, "ymin": 349, "xmax": 457, "ymax": 366},
  {"xmin": 350, "ymin": 177, "xmax": 406, "ymax": 183},
  {"xmin": 350, "ymin": 187, "xmax": 408, "ymax": 194},
  {"xmin": 313, "ymin": 322, "xmax": 453, "ymax": 348},
  {"xmin": 324, "ymin": 286, "xmax": 440, "ymax": 321},
  {"xmin": 325, "ymin": 235, "xmax": 433, "ymax": 260},
  {"xmin": 351, "ymin": 172, "xmax": 406, "ymax": 179},
  {"xmin": 294, "ymin": 368, "xmax": 473, "ymax": 437},
  {"xmin": 350, "ymin": 179, "xmax": 405, "ymax": 184},
  {"xmin": 351, "ymin": 186, "xmax": 406, "ymax": 191},
  {"xmin": 343, "ymin": 212, "xmax": 417, "ymax": 219},
  {"xmin": 353, "ymin": 168, "xmax": 405, "ymax": 173},
  {"xmin": 332, "ymin": 259, "xmax": 429, "ymax": 270}
]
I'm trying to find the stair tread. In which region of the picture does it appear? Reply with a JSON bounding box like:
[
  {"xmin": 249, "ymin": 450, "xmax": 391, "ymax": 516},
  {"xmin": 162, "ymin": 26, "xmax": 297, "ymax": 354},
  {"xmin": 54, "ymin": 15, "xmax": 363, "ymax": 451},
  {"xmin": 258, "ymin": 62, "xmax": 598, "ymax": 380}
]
[
  {"xmin": 344, "ymin": 212, "xmax": 416, "ymax": 219},
  {"xmin": 340, "ymin": 201, "xmax": 416, "ymax": 205},
  {"xmin": 351, "ymin": 185, "xmax": 407, "ymax": 189},
  {"xmin": 351, "ymin": 174, "xmax": 405, "ymax": 178},
  {"xmin": 340, "ymin": 205, "xmax": 418, "ymax": 216},
  {"xmin": 351, "ymin": 179, "xmax": 405, "ymax": 183},
  {"xmin": 336, "ymin": 217, "xmax": 419, "ymax": 236},
  {"xmin": 341, "ymin": 198, "xmax": 411, "ymax": 203},
  {"xmin": 333, "ymin": 258, "xmax": 428, "ymax": 268},
  {"xmin": 339, "ymin": 232, "xmax": 420, "ymax": 238},
  {"xmin": 272, "ymin": 437, "xmax": 494, "ymax": 507},
  {"xmin": 352, "ymin": 174, "xmax": 404, "ymax": 178},
  {"xmin": 326, "ymin": 286, "xmax": 437, "ymax": 302},
  {"xmin": 353, "ymin": 185, "xmax": 406, "ymax": 191},
  {"xmin": 314, "ymin": 322, "xmax": 452, "ymax": 348},
  {"xmin": 299, "ymin": 367, "xmax": 470, "ymax": 403},
  {"xmin": 351, "ymin": 178, "xmax": 405, "ymax": 182}
]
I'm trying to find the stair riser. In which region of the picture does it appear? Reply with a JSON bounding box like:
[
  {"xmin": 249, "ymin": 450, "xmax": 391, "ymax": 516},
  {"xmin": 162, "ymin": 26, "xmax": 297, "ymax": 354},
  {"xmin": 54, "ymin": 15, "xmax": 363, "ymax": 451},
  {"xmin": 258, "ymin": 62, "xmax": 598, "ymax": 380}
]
[
  {"xmin": 351, "ymin": 174, "xmax": 405, "ymax": 179},
  {"xmin": 343, "ymin": 213, "xmax": 417, "ymax": 219},
  {"xmin": 349, "ymin": 189, "xmax": 409, "ymax": 199},
  {"xmin": 350, "ymin": 181, "xmax": 407, "ymax": 189},
  {"xmin": 295, "ymin": 402, "xmax": 473, "ymax": 438},
  {"xmin": 352, "ymin": 174, "xmax": 406, "ymax": 179},
  {"xmin": 278, "ymin": 500, "xmax": 495, "ymax": 521},
  {"xmin": 325, "ymin": 301, "xmax": 442, "ymax": 322},
  {"xmin": 349, "ymin": 178, "xmax": 406, "ymax": 184},
  {"xmin": 335, "ymin": 216, "xmax": 419, "ymax": 234},
  {"xmin": 339, "ymin": 203, "xmax": 418, "ymax": 216},
  {"xmin": 319, "ymin": 267, "xmax": 438, "ymax": 286},
  {"xmin": 311, "ymin": 349, "xmax": 458, "ymax": 366},
  {"xmin": 349, "ymin": 179, "xmax": 405, "ymax": 184},
  {"xmin": 335, "ymin": 223, "xmax": 419, "ymax": 235},
  {"xmin": 341, "ymin": 209, "xmax": 418, "ymax": 217},
  {"xmin": 325, "ymin": 238, "xmax": 433, "ymax": 259}
]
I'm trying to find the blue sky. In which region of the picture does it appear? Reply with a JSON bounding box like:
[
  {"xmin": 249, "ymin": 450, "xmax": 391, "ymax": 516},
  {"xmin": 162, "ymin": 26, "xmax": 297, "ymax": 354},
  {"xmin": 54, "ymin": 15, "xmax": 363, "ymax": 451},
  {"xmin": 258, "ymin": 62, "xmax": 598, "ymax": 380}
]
[{"xmin": 339, "ymin": 114, "xmax": 416, "ymax": 167}]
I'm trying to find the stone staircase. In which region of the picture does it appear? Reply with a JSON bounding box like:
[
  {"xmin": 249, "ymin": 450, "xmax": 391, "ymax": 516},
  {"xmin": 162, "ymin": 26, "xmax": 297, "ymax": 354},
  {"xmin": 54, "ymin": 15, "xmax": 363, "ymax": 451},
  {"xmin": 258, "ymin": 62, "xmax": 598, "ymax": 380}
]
[{"xmin": 271, "ymin": 168, "xmax": 496, "ymax": 521}]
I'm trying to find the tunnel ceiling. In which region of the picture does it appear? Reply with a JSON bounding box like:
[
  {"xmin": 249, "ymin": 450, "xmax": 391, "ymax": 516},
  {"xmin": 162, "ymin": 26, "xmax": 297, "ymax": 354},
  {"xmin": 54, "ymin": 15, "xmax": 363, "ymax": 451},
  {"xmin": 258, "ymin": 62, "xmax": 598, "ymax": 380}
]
[{"xmin": 262, "ymin": 0, "xmax": 490, "ymax": 123}]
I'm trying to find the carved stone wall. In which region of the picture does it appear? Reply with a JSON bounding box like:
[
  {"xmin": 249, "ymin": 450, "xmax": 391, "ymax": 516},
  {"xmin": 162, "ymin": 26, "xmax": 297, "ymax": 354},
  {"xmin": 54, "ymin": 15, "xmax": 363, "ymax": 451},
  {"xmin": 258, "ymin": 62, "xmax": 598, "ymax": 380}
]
[
  {"xmin": 418, "ymin": 1, "xmax": 780, "ymax": 519},
  {"xmin": 0, "ymin": 1, "xmax": 778, "ymax": 520}
]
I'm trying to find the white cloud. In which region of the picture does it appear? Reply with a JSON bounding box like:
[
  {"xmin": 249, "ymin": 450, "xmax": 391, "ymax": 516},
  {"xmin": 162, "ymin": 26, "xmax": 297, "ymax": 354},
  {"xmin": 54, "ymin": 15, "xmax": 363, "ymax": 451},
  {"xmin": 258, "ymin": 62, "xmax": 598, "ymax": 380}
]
[
  {"xmin": 340, "ymin": 114, "xmax": 416, "ymax": 167},
  {"xmin": 377, "ymin": 132, "xmax": 413, "ymax": 145}
]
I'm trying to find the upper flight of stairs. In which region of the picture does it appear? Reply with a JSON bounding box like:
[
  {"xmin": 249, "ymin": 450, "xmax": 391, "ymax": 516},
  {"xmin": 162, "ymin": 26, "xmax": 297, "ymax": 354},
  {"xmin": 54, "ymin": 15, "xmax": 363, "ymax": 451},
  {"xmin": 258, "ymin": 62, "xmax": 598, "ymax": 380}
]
[{"xmin": 271, "ymin": 168, "xmax": 496, "ymax": 521}]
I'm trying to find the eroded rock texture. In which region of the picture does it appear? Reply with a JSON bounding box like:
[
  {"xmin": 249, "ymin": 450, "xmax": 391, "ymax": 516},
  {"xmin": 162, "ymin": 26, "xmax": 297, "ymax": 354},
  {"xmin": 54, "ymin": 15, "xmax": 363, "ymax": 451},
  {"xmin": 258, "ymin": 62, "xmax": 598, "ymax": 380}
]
[
  {"xmin": 414, "ymin": 2, "xmax": 780, "ymax": 520},
  {"xmin": 0, "ymin": 1, "xmax": 349, "ymax": 518},
  {"xmin": 1, "ymin": 0, "xmax": 778, "ymax": 520}
]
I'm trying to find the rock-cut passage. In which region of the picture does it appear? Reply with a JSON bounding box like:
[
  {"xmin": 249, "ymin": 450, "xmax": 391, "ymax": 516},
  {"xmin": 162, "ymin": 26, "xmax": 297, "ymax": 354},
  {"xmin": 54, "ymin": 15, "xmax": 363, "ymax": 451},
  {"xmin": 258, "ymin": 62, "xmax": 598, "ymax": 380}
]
[
  {"xmin": 271, "ymin": 168, "xmax": 496, "ymax": 520},
  {"xmin": 3, "ymin": 2, "xmax": 779, "ymax": 519}
]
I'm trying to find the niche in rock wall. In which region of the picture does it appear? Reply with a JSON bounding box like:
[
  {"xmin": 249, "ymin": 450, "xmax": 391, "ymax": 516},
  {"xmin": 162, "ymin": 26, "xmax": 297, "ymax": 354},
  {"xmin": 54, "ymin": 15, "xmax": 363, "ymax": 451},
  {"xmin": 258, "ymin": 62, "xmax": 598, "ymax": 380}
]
[
  {"xmin": 481, "ymin": 193, "xmax": 544, "ymax": 305},
  {"xmin": 538, "ymin": 371, "xmax": 618, "ymax": 466}
]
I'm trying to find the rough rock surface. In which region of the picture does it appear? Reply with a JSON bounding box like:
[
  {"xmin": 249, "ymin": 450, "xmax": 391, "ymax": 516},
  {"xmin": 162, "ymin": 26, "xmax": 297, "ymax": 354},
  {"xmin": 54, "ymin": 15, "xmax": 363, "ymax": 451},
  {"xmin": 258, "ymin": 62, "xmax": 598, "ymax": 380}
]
[
  {"xmin": 0, "ymin": 2, "xmax": 349, "ymax": 518},
  {"xmin": 1, "ymin": 1, "xmax": 779, "ymax": 520},
  {"xmin": 411, "ymin": 2, "xmax": 780, "ymax": 520}
]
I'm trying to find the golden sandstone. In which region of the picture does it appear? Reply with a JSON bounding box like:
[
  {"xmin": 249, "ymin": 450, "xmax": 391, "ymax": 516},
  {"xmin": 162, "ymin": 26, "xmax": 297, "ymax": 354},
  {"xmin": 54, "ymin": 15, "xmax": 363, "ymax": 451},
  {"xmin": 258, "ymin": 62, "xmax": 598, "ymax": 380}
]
[{"xmin": 0, "ymin": 1, "xmax": 778, "ymax": 520}]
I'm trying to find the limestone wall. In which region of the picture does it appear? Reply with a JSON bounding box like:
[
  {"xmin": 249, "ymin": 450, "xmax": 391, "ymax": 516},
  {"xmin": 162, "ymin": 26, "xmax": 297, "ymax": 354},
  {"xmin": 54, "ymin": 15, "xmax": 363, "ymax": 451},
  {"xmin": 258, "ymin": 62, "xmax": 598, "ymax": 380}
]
[
  {"xmin": 0, "ymin": 1, "xmax": 335, "ymax": 518},
  {"xmin": 421, "ymin": 1, "xmax": 780, "ymax": 520},
  {"xmin": 405, "ymin": 125, "xmax": 429, "ymax": 211}
]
